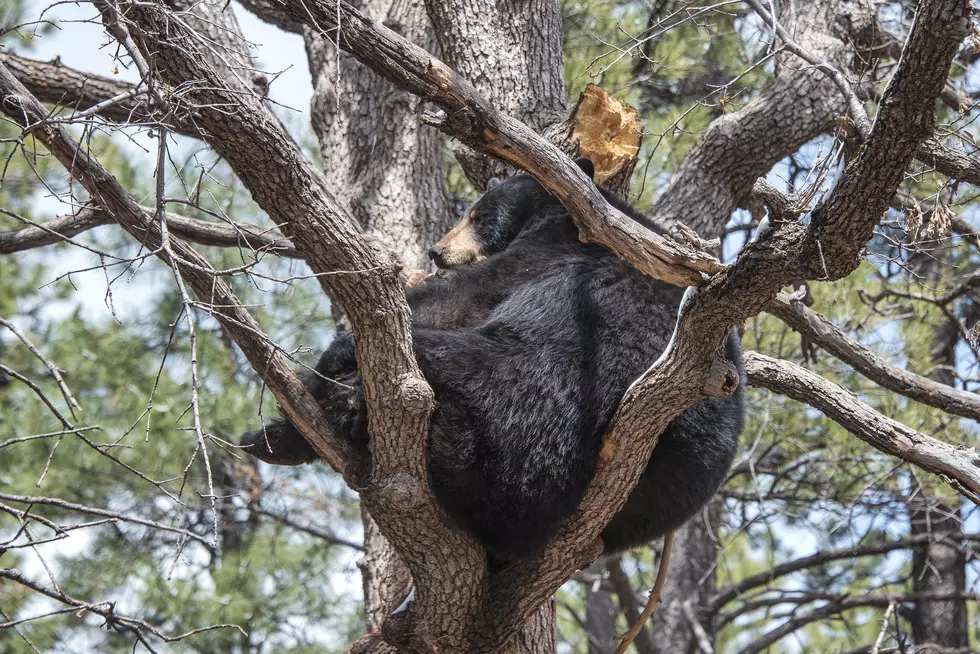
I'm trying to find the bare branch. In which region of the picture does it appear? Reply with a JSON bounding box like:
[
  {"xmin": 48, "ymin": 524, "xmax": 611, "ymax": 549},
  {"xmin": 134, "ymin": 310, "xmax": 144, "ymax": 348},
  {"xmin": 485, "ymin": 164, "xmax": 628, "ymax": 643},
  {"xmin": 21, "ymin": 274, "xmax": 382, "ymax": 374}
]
[
  {"xmin": 744, "ymin": 351, "xmax": 980, "ymax": 504},
  {"xmin": 614, "ymin": 532, "xmax": 674, "ymax": 654},
  {"xmin": 0, "ymin": 492, "xmax": 213, "ymax": 549},
  {"xmin": 236, "ymin": 0, "xmax": 304, "ymax": 34},
  {"xmin": 711, "ymin": 533, "xmax": 980, "ymax": 613},
  {"xmin": 0, "ymin": 53, "xmax": 201, "ymax": 138},
  {"xmin": 0, "ymin": 567, "xmax": 244, "ymax": 645},
  {"xmin": 768, "ymin": 295, "xmax": 980, "ymax": 421},
  {"xmin": 0, "ymin": 206, "xmax": 298, "ymax": 257}
]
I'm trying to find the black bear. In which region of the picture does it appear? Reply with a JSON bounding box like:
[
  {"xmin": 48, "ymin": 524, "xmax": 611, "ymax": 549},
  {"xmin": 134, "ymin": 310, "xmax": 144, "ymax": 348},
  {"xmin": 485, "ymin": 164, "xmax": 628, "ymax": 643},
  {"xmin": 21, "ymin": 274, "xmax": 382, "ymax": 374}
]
[{"xmin": 241, "ymin": 159, "xmax": 745, "ymax": 565}]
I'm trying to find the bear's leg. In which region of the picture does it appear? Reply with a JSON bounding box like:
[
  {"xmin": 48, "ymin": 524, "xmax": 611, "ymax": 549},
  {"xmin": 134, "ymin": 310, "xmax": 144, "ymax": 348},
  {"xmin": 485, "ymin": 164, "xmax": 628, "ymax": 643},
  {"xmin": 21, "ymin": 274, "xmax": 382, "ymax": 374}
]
[
  {"xmin": 240, "ymin": 418, "xmax": 319, "ymax": 465},
  {"xmin": 240, "ymin": 331, "xmax": 364, "ymax": 466}
]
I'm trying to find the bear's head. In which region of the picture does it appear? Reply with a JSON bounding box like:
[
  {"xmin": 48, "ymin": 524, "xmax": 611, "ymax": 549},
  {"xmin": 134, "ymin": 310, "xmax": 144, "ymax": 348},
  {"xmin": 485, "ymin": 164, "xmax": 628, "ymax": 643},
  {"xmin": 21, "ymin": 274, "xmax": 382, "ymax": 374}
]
[{"xmin": 428, "ymin": 158, "xmax": 595, "ymax": 269}]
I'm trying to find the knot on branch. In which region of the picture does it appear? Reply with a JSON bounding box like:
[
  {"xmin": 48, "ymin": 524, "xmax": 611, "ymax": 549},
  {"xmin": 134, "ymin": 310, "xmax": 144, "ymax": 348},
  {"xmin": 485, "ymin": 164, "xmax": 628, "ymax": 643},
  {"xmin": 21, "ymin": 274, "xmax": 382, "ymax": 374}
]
[
  {"xmin": 396, "ymin": 374, "xmax": 435, "ymax": 416},
  {"xmin": 751, "ymin": 179, "xmax": 804, "ymax": 221},
  {"xmin": 704, "ymin": 358, "xmax": 740, "ymax": 397},
  {"xmin": 375, "ymin": 471, "xmax": 428, "ymax": 510}
]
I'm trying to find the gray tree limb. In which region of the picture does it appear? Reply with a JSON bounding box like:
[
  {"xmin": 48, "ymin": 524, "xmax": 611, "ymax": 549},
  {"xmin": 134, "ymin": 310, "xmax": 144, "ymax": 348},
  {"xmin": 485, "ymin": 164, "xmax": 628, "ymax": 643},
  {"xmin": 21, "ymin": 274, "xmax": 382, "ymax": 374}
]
[
  {"xmin": 0, "ymin": 206, "xmax": 298, "ymax": 257},
  {"xmin": 744, "ymin": 351, "xmax": 980, "ymax": 503},
  {"xmin": 768, "ymin": 296, "xmax": 980, "ymax": 421}
]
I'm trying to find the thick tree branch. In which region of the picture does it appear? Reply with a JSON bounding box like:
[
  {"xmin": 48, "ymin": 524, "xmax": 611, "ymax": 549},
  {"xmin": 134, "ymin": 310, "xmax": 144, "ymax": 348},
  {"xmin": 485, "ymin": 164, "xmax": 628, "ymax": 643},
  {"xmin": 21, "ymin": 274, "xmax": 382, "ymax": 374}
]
[
  {"xmin": 768, "ymin": 296, "xmax": 980, "ymax": 421},
  {"xmin": 744, "ymin": 351, "xmax": 980, "ymax": 503},
  {"xmin": 649, "ymin": 0, "xmax": 847, "ymax": 237},
  {"xmin": 0, "ymin": 52, "xmax": 202, "ymax": 138},
  {"xmin": 917, "ymin": 136, "xmax": 980, "ymax": 186},
  {"xmin": 99, "ymin": 4, "xmax": 486, "ymax": 650},
  {"xmin": 235, "ymin": 0, "xmax": 303, "ymax": 34},
  {"xmin": 0, "ymin": 206, "xmax": 298, "ymax": 257}
]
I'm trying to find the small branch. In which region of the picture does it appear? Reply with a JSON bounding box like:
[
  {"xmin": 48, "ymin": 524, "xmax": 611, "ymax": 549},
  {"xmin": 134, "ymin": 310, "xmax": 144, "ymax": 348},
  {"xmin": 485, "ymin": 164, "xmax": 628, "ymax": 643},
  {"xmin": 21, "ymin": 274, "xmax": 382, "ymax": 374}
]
[
  {"xmin": 251, "ymin": 507, "xmax": 365, "ymax": 550},
  {"xmin": 606, "ymin": 558, "xmax": 655, "ymax": 654},
  {"xmin": 0, "ymin": 206, "xmax": 298, "ymax": 257},
  {"xmin": 682, "ymin": 599, "xmax": 716, "ymax": 654},
  {"xmin": 0, "ymin": 317, "xmax": 80, "ymax": 418},
  {"xmin": 710, "ymin": 533, "xmax": 980, "ymax": 612},
  {"xmin": 0, "ymin": 53, "xmax": 201, "ymax": 138},
  {"xmin": 871, "ymin": 602, "xmax": 897, "ymax": 654},
  {"xmin": 0, "ymin": 492, "xmax": 213, "ymax": 549},
  {"xmin": 614, "ymin": 531, "xmax": 674, "ymax": 654},
  {"xmin": 768, "ymin": 295, "xmax": 980, "ymax": 421},
  {"xmin": 744, "ymin": 351, "xmax": 980, "ymax": 504},
  {"xmin": 735, "ymin": 592, "xmax": 980, "ymax": 654},
  {"xmin": 0, "ymin": 567, "xmax": 244, "ymax": 644}
]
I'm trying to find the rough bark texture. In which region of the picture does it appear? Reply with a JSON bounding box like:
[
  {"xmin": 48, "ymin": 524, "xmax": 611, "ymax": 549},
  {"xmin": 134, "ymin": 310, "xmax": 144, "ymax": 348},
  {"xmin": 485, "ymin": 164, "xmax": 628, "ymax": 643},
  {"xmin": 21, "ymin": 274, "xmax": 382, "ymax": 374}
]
[
  {"xmin": 770, "ymin": 296, "xmax": 980, "ymax": 421},
  {"xmin": 423, "ymin": 0, "xmax": 566, "ymax": 186},
  {"xmin": 650, "ymin": 0, "xmax": 846, "ymax": 238},
  {"xmin": 305, "ymin": 0, "xmax": 451, "ymax": 271}
]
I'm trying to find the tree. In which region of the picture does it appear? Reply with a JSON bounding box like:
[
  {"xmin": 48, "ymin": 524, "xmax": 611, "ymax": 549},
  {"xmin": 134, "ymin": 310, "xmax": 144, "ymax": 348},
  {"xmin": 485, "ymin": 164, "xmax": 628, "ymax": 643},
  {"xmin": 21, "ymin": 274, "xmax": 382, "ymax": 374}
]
[{"xmin": 0, "ymin": 0, "xmax": 978, "ymax": 652}]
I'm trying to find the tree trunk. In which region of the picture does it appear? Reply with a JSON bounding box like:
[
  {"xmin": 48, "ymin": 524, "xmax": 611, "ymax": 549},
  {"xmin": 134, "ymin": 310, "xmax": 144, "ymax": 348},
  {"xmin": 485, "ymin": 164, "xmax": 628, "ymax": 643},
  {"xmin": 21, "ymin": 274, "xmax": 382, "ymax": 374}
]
[
  {"xmin": 651, "ymin": 504, "xmax": 720, "ymax": 654},
  {"xmin": 584, "ymin": 563, "xmax": 618, "ymax": 654},
  {"xmin": 906, "ymin": 313, "xmax": 969, "ymax": 648},
  {"xmin": 305, "ymin": 0, "xmax": 452, "ymax": 272},
  {"xmin": 303, "ymin": 0, "xmax": 565, "ymax": 649}
]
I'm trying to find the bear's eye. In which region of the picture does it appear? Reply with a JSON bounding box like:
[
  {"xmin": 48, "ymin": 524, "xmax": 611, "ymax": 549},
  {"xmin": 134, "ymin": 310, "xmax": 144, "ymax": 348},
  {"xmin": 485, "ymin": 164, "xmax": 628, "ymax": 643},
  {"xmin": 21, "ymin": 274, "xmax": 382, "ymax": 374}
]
[{"xmin": 469, "ymin": 212, "xmax": 481, "ymax": 224}]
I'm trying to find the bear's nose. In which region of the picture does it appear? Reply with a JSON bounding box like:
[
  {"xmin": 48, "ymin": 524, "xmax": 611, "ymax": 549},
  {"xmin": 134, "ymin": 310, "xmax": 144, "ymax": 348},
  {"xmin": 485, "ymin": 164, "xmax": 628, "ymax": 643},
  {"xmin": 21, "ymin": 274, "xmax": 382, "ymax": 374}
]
[{"xmin": 428, "ymin": 243, "xmax": 446, "ymax": 262}]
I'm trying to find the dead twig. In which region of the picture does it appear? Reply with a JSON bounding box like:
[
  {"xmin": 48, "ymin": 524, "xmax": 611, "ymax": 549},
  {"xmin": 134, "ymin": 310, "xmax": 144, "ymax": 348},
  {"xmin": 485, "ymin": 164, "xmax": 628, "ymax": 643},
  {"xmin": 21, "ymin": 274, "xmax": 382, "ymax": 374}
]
[{"xmin": 614, "ymin": 531, "xmax": 674, "ymax": 654}]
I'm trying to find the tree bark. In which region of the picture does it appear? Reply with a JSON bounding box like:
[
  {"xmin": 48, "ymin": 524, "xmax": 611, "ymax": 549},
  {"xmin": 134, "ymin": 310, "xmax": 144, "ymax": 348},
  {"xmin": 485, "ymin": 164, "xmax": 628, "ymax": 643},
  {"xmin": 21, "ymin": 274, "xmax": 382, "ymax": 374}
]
[
  {"xmin": 422, "ymin": 0, "xmax": 567, "ymax": 187},
  {"xmin": 583, "ymin": 563, "xmax": 618, "ymax": 654},
  {"xmin": 651, "ymin": 505, "xmax": 720, "ymax": 654},
  {"xmin": 304, "ymin": 0, "xmax": 452, "ymax": 271}
]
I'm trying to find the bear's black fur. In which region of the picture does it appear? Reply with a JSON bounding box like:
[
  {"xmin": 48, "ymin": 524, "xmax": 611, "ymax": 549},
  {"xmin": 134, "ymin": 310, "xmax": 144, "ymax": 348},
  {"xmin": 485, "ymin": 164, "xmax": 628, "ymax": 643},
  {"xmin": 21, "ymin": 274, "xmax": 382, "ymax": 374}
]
[{"xmin": 241, "ymin": 160, "xmax": 745, "ymax": 566}]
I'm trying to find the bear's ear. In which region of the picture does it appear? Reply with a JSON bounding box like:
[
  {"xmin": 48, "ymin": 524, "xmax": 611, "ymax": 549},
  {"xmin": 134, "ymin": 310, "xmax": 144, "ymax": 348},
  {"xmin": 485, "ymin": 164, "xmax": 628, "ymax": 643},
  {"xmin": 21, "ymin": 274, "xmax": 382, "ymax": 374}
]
[
  {"xmin": 574, "ymin": 157, "xmax": 595, "ymax": 181},
  {"xmin": 486, "ymin": 177, "xmax": 502, "ymax": 191}
]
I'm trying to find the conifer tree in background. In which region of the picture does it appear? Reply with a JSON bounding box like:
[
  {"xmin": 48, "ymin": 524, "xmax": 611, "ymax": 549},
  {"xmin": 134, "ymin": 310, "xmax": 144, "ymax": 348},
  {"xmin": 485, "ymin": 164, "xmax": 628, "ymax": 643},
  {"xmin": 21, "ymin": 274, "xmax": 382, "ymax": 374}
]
[{"xmin": 0, "ymin": 0, "xmax": 977, "ymax": 652}]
